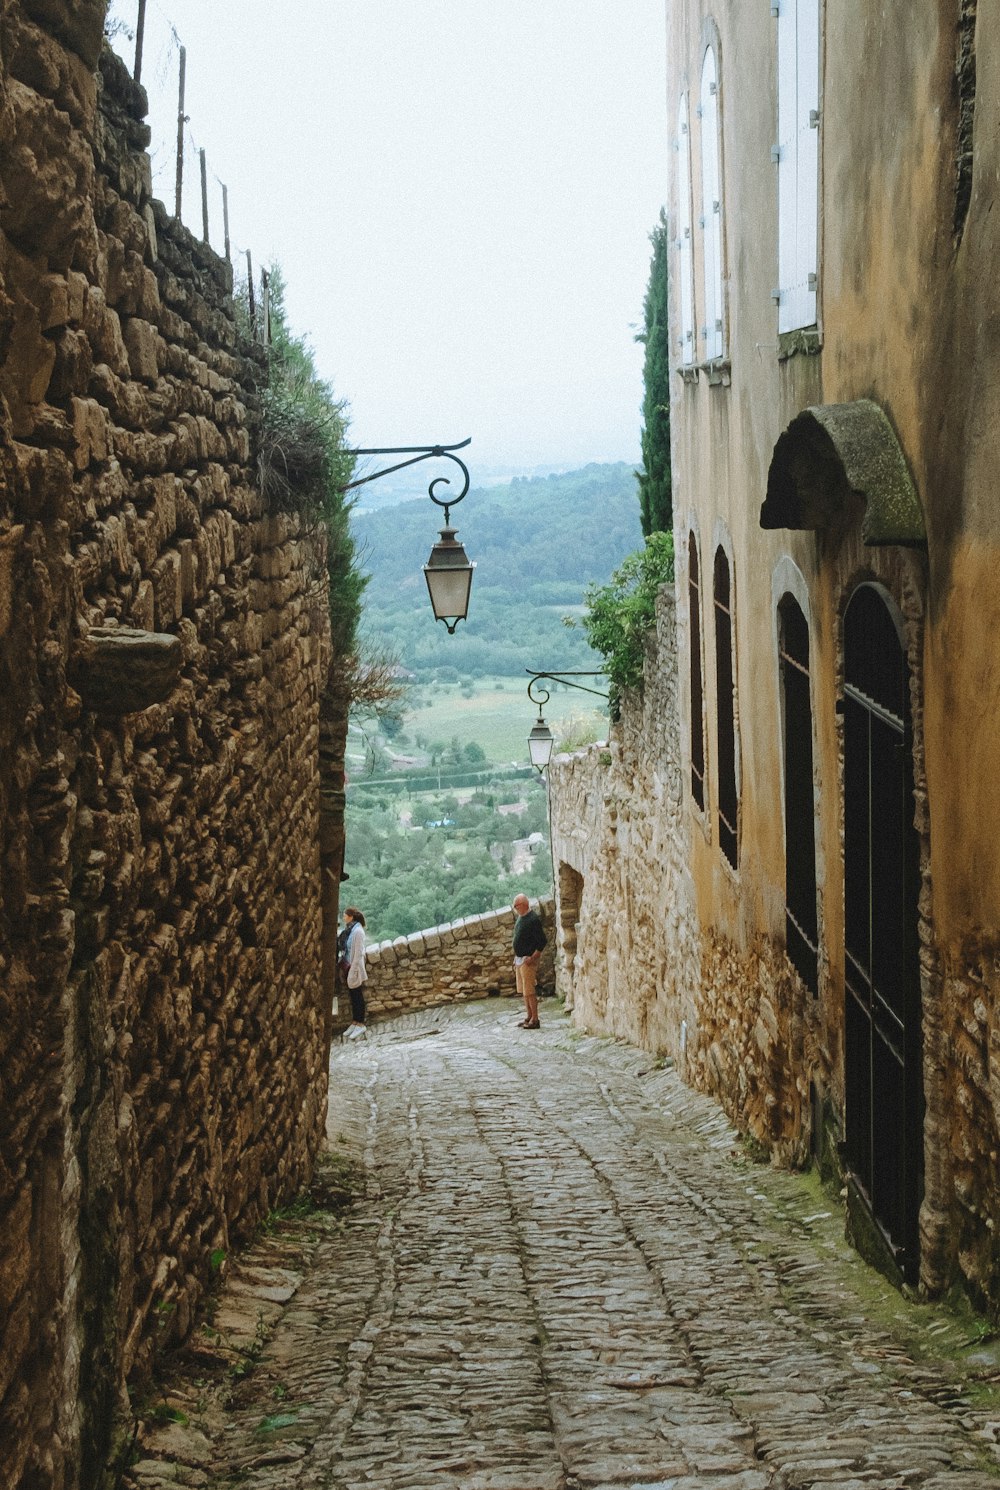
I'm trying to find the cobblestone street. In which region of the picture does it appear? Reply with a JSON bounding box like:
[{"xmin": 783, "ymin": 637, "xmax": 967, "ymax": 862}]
[{"xmin": 132, "ymin": 1000, "xmax": 1000, "ymax": 1490}]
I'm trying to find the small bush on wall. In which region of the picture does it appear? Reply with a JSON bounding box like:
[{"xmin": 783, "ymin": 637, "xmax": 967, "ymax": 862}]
[
  {"xmin": 251, "ymin": 265, "xmax": 367, "ymax": 657},
  {"xmin": 574, "ymin": 530, "xmax": 674, "ymax": 715}
]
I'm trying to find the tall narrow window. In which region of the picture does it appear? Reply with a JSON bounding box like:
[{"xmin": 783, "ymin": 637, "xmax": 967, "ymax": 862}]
[
  {"xmin": 776, "ymin": 0, "xmax": 820, "ymax": 330},
  {"xmin": 714, "ymin": 547, "xmax": 738, "ymax": 866},
  {"xmin": 699, "ymin": 46, "xmax": 725, "ymax": 361},
  {"xmin": 688, "ymin": 533, "xmax": 705, "ymax": 809},
  {"xmin": 778, "ymin": 595, "xmax": 818, "ymax": 991},
  {"xmin": 676, "ymin": 95, "xmax": 696, "ymax": 366}
]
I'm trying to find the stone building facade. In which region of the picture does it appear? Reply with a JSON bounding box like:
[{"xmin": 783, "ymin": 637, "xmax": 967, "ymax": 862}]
[
  {"xmin": 553, "ymin": 0, "xmax": 1000, "ymax": 1311},
  {"xmin": 0, "ymin": 7, "xmax": 342, "ymax": 1484}
]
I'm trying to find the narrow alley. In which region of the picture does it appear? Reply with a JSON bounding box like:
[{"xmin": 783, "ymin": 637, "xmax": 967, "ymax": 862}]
[{"xmin": 129, "ymin": 1000, "xmax": 1000, "ymax": 1490}]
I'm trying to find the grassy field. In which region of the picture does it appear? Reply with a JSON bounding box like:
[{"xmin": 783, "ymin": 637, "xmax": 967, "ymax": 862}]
[{"xmin": 403, "ymin": 677, "xmax": 608, "ymax": 765}]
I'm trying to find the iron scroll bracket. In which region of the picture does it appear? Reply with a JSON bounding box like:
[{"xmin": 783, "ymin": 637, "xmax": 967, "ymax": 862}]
[
  {"xmin": 343, "ymin": 439, "xmax": 472, "ymax": 525},
  {"xmin": 525, "ymin": 670, "xmax": 609, "ymax": 712}
]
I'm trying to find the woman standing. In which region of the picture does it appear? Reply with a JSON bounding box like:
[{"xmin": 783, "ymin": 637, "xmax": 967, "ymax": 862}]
[{"xmin": 340, "ymin": 907, "xmax": 368, "ymax": 1038}]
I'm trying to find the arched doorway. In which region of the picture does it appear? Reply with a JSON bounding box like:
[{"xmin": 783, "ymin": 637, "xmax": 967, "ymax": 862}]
[
  {"xmin": 842, "ymin": 583, "xmax": 923, "ymax": 1280},
  {"xmin": 557, "ymin": 861, "xmax": 585, "ymax": 1005}
]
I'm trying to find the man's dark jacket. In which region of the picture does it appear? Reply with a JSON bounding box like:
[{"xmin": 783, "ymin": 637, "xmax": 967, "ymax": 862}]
[{"xmin": 513, "ymin": 908, "xmax": 547, "ymax": 957}]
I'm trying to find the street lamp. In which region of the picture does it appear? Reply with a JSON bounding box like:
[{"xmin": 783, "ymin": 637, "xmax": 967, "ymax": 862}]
[
  {"xmin": 423, "ymin": 522, "xmax": 475, "ymax": 635},
  {"xmin": 525, "ymin": 670, "xmax": 609, "ymax": 773},
  {"xmin": 344, "ymin": 439, "xmax": 475, "ymax": 633}
]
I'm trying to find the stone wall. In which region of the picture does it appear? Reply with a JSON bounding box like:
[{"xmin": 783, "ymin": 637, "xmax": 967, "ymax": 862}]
[
  {"xmin": 0, "ymin": 12, "xmax": 336, "ymax": 1486},
  {"xmin": 352, "ymin": 898, "xmax": 555, "ymax": 1024},
  {"xmin": 549, "ymin": 588, "xmax": 817, "ymax": 1163}
]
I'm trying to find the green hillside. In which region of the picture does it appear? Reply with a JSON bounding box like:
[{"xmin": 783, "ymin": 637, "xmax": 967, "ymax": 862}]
[{"xmin": 352, "ymin": 462, "xmax": 644, "ymax": 678}]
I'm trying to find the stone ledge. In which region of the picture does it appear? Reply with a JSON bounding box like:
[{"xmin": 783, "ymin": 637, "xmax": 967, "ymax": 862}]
[{"xmin": 363, "ymin": 899, "xmax": 555, "ymax": 1022}]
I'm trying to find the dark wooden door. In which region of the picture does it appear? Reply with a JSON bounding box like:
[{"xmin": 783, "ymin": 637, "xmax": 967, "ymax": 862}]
[{"xmin": 842, "ymin": 584, "xmax": 923, "ymax": 1279}]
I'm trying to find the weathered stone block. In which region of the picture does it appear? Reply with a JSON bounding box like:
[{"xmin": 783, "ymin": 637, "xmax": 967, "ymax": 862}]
[
  {"xmin": 0, "ymin": 79, "xmax": 95, "ymax": 264},
  {"xmin": 70, "ymin": 395, "xmax": 110, "ymax": 469},
  {"xmin": 70, "ymin": 627, "xmax": 182, "ymax": 713},
  {"xmin": 123, "ymin": 316, "xmax": 158, "ymax": 384}
]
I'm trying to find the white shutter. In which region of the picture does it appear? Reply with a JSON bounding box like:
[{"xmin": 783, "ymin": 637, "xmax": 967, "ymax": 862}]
[
  {"xmin": 677, "ymin": 96, "xmax": 696, "ymax": 365},
  {"xmin": 795, "ymin": 0, "xmax": 820, "ymax": 327},
  {"xmin": 700, "ymin": 47, "xmax": 724, "ymax": 361},
  {"xmin": 776, "ymin": 0, "xmax": 798, "ymax": 332}
]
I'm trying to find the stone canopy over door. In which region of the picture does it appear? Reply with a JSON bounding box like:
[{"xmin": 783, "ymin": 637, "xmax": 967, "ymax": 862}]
[{"xmin": 841, "ymin": 583, "xmax": 924, "ymax": 1281}]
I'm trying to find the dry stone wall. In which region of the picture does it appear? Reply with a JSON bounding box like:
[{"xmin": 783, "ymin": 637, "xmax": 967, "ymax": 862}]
[
  {"xmin": 548, "ymin": 589, "xmax": 817, "ymax": 1162},
  {"xmin": 355, "ymin": 899, "xmax": 555, "ymax": 1024},
  {"xmin": 0, "ymin": 13, "xmax": 335, "ymax": 1486}
]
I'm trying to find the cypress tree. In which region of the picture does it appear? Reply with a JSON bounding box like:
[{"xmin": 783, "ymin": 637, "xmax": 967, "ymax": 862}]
[{"xmin": 636, "ymin": 210, "xmax": 673, "ymax": 537}]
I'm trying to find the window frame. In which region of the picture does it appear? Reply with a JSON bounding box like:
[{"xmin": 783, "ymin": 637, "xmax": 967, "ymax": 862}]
[
  {"xmin": 688, "ymin": 530, "xmax": 706, "ymax": 811},
  {"xmin": 713, "ymin": 544, "xmax": 739, "ymax": 868},
  {"xmin": 776, "ymin": 0, "xmax": 821, "ymax": 332},
  {"xmin": 676, "ymin": 93, "xmax": 697, "ymax": 367},
  {"xmin": 699, "ymin": 44, "xmax": 726, "ymax": 361},
  {"xmin": 778, "ymin": 593, "xmax": 819, "ymax": 992}
]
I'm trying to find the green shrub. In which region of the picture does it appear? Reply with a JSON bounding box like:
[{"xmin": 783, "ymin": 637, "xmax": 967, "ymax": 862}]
[
  {"xmin": 254, "ymin": 265, "xmax": 366, "ymax": 657},
  {"xmin": 576, "ymin": 530, "xmax": 674, "ymax": 714}
]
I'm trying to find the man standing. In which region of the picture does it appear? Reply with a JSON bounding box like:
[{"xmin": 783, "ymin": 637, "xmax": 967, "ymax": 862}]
[{"xmin": 512, "ymin": 893, "xmax": 547, "ymax": 1029}]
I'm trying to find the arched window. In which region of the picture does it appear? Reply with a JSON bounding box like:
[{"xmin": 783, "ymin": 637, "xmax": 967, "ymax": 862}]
[
  {"xmin": 714, "ymin": 546, "xmax": 738, "ymax": 866},
  {"xmin": 775, "ymin": 0, "xmax": 820, "ymax": 330},
  {"xmin": 688, "ymin": 532, "xmax": 705, "ymax": 808},
  {"xmin": 778, "ymin": 595, "xmax": 818, "ymax": 991},
  {"xmin": 676, "ymin": 95, "xmax": 696, "ymax": 366},
  {"xmin": 699, "ymin": 45, "xmax": 726, "ymax": 361}
]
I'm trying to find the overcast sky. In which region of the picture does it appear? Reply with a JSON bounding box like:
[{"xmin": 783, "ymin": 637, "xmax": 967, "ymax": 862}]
[{"xmin": 106, "ymin": 1, "xmax": 669, "ymax": 474}]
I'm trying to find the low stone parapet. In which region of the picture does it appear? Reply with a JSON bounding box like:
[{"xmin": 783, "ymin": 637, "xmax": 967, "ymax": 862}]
[{"xmin": 341, "ymin": 897, "xmax": 555, "ymax": 1025}]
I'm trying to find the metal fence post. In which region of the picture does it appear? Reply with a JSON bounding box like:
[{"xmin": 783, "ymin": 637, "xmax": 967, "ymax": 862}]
[
  {"xmin": 200, "ymin": 148, "xmax": 209, "ymax": 243},
  {"xmin": 246, "ymin": 249, "xmax": 256, "ymax": 335},
  {"xmin": 134, "ymin": 0, "xmax": 147, "ymax": 84},
  {"xmin": 174, "ymin": 45, "xmax": 186, "ymax": 220}
]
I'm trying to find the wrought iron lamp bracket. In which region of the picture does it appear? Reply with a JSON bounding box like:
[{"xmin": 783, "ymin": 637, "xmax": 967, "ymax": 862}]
[
  {"xmin": 526, "ymin": 670, "xmax": 609, "ymax": 715},
  {"xmin": 525, "ymin": 671, "xmax": 608, "ymax": 774},
  {"xmin": 344, "ymin": 439, "xmax": 471, "ymax": 525}
]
